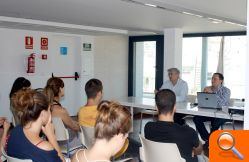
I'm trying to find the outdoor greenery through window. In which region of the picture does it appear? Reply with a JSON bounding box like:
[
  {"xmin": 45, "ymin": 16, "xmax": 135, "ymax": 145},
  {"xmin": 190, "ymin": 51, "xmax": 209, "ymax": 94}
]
[{"xmin": 182, "ymin": 35, "xmax": 246, "ymax": 99}]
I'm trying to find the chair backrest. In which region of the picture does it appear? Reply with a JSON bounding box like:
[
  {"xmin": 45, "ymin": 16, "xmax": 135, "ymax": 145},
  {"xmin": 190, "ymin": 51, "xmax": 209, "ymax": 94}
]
[
  {"xmin": 139, "ymin": 135, "xmax": 185, "ymax": 162},
  {"xmin": 52, "ymin": 117, "xmax": 69, "ymax": 141},
  {"xmin": 1, "ymin": 147, "xmax": 32, "ymax": 162},
  {"xmin": 114, "ymin": 158, "xmax": 133, "ymax": 162},
  {"xmin": 79, "ymin": 125, "xmax": 95, "ymax": 149}
]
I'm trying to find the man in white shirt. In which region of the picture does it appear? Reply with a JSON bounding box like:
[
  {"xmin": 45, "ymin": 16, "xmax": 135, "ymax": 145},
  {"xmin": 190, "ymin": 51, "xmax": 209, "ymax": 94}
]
[
  {"xmin": 160, "ymin": 68, "xmax": 188, "ymax": 102},
  {"xmin": 159, "ymin": 68, "xmax": 188, "ymax": 125}
]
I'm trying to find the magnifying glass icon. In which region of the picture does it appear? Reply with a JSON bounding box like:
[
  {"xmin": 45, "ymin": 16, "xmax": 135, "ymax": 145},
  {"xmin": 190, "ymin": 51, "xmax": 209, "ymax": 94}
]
[{"xmin": 217, "ymin": 132, "xmax": 244, "ymax": 160}]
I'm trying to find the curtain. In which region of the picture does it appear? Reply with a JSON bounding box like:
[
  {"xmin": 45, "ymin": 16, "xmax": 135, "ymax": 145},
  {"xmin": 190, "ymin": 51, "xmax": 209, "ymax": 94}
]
[{"xmin": 216, "ymin": 36, "xmax": 224, "ymax": 73}]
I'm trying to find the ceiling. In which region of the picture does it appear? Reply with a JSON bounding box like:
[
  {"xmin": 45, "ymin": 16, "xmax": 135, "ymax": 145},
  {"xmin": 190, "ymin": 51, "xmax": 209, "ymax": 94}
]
[{"xmin": 0, "ymin": 0, "xmax": 247, "ymax": 35}]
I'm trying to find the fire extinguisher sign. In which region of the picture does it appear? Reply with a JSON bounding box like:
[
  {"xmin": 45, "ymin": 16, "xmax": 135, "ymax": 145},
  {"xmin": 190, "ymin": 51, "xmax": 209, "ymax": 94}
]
[
  {"xmin": 25, "ymin": 36, "xmax": 33, "ymax": 49},
  {"xmin": 41, "ymin": 37, "xmax": 48, "ymax": 50}
]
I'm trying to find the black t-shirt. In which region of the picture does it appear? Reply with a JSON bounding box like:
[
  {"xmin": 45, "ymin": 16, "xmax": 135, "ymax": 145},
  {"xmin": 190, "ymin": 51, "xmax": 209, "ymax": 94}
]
[{"xmin": 144, "ymin": 121, "xmax": 199, "ymax": 162}]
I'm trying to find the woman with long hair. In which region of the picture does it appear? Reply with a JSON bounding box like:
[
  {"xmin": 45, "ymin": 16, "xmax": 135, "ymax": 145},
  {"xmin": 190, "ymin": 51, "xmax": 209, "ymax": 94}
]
[
  {"xmin": 44, "ymin": 77, "xmax": 79, "ymax": 131},
  {"xmin": 7, "ymin": 89, "xmax": 64, "ymax": 162},
  {"xmin": 9, "ymin": 77, "xmax": 31, "ymax": 125},
  {"xmin": 71, "ymin": 100, "xmax": 131, "ymax": 162}
]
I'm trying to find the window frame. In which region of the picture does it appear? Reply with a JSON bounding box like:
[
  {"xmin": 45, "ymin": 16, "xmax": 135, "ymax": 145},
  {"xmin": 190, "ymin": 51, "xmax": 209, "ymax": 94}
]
[{"xmin": 128, "ymin": 35, "xmax": 164, "ymax": 96}]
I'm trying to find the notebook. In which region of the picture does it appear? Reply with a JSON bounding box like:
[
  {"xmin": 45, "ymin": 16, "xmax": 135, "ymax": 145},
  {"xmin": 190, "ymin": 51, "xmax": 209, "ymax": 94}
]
[{"xmin": 197, "ymin": 92, "xmax": 220, "ymax": 109}]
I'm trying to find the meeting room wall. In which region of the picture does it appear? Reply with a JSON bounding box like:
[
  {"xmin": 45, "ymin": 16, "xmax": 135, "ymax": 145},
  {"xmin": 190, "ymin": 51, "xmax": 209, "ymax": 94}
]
[
  {"xmin": 0, "ymin": 28, "xmax": 94, "ymax": 120},
  {"xmin": 94, "ymin": 35, "xmax": 128, "ymax": 100}
]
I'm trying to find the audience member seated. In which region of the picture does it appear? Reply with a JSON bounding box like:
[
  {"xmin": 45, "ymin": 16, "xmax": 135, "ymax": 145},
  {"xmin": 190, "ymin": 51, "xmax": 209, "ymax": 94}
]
[
  {"xmin": 78, "ymin": 79, "xmax": 129, "ymax": 158},
  {"xmin": 7, "ymin": 89, "xmax": 64, "ymax": 162},
  {"xmin": 71, "ymin": 101, "xmax": 131, "ymax": 162},
  {"xmin": 145, "ymin": 89, "xmax": 202, "ymax": 162},
  {"xmin": 193, "ymin": 73, "xmax": 230, "ymax": 148},
  {"xmin": 78, "ymin": 78, "xmax": 103, "ymax": 127},
  {"xmin": 0, "ymin": 117, "xmax": 10, "ymax": 161},
  {"xmin": 9, "ymin": 77, "xmax": 31, "ymax": 125},
  {"xmin": 44, "ymin": 77, "xmax": 80, "ymax": 132}
]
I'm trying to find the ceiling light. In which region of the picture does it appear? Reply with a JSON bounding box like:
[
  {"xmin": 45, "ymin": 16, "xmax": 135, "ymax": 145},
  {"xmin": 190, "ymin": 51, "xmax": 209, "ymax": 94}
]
[
  {"xmin": 211, "ymin": 21, "xmax": 220, "ymax": 24},
  {"xmin": 121, "ymin": 0, "xmax": 245, "ymax": 27},
  {"xmin": 208, "ymin": 18, "xmax": 222, "ymax": 22},
  {"xmin": 144, "ymin": 3, "xmax": 157, "ymax": 7},
  {"xmin": 236, "ymin": 24, "xmax": 246, "ymax": 27},
  {"xmin": 224, "ymin": 21, "xmax": 246, "ymax": 27},
  {"xmin": 182, "ymin": 12, "xmax": 203, "ymax": 18}
]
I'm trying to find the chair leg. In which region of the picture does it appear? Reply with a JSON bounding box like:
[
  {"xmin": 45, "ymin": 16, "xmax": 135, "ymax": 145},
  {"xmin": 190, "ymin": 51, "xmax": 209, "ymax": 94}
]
[
  {"xmin": 221, "ymin": 125, "xmax": 224, "ymax": 130},
  {"xmin": 232, "ymin": 120, "xmax": 235, "ymax": 130},
  {"xmin": 221, "ymin": 121, "xmax": 236, "ymax": 130},
  {"xmin": 139, "ymin": 112, "xmax": 143, "ymax": 134}
]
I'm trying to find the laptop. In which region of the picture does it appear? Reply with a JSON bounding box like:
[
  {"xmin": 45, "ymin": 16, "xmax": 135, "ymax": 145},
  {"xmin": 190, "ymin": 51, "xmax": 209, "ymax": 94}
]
[{"xmin": 197, "ymin": 92, "xmax": 220, "ymax": 109}]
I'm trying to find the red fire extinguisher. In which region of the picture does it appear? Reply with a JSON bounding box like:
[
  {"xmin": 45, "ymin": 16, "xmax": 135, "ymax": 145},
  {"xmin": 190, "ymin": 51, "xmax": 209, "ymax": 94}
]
[{"xmin": 27, "ymin": 53, "xmax": 35, "ymax": 73}]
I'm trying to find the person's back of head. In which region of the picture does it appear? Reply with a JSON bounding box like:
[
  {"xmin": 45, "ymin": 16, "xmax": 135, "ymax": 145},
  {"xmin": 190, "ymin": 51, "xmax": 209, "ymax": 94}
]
[
  {"xmin": 11, "ymin": 89, "xmax": 49, "ymax": 126},
  {"xmin": 44, "ymin": 77, "xmax": 64, "ymax": 104},
  {"xmin": 85, "ymin": 78, "xmax": 103, "ymax": 99},
  {"xmin": 156, "ymin": 89, "xmax": 176, "ymax": 115},
  {"xmin": 9, "ymin": 77, "xmax": 31, "ymax": 98},
  {"xmin": 95, "ymin": 100, "xmax": 131, "ymax": 141}
]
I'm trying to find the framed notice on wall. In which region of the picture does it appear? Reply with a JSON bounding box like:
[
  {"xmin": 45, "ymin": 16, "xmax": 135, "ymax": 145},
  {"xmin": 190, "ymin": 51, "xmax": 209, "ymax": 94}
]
[
  {"xmin": 41, "ymin": 37, "xmax": 48, "ymax": 50},
  {"xmin": 60, "ymin": 47, "xmax": 68, "ymax": 55},
  {"xmin": 25, "ymin": 36, "xmax": 33, "ymax": 49},
  {"xmin": 83, "ymin": 43, "xmax": 91, "ymax": 51}
]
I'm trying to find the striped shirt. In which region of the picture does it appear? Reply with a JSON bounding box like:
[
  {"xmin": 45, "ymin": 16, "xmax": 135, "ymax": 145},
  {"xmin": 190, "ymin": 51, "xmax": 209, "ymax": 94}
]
[{"xmin": 209, "ymin": 85, "xmax": 231, "ymax": 107}]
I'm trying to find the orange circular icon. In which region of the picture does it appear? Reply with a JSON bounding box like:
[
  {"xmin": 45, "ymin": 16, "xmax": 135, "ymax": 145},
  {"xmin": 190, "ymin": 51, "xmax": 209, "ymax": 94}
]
[
  {"xmin": 217, "ymin": 132, "xmax": 244, "ymax": 160},
  {"xmin": 217, "ymin": 132, "xmax": 234, "ymax": 150}
]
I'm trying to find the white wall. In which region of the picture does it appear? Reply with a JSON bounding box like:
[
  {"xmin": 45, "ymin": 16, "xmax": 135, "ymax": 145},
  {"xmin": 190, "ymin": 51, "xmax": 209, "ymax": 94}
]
[
  {"xmin": 0, "ymin": 28, "xmax": 95, "ymax": 119},
  {"xmin": 94, "ymin": 35, "xmax": 128, "ymax": 100},
  {"xmin": 244, "ymin": 1, "xmax": 249, "ymax": 129},
  {"xmin": 164, "ymin": 28, "xmax": 183, "ymax": 81}
]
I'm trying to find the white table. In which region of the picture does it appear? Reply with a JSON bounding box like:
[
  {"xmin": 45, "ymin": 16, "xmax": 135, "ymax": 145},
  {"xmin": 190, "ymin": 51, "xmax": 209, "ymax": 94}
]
[{"xmin": 117, "ymin": 97, "xmax": 244, "ymax": 121}]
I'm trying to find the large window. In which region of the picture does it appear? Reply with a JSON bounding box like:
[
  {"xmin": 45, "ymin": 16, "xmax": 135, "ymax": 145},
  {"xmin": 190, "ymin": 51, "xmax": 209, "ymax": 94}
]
[
  {"xmin": 182, "ymin": 37, "xmax": 202, "ymax": 94},
  {"xmin": 223, "ymin": 36, "xmax": 246, "ymax": 99},
  {"xmin": 182, "ymin": 34, "xmax": 246, "ymax": 99}
]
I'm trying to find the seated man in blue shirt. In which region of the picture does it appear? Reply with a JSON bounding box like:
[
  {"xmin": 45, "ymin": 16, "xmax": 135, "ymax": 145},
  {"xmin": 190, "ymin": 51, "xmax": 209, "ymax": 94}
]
[
  {"xmin": 145, "ymin": 89, "xmax": 202, "ymax": 162},
  {"xmin": 193, "ymin": 73, "xmax": 230, "ymax": 147}
]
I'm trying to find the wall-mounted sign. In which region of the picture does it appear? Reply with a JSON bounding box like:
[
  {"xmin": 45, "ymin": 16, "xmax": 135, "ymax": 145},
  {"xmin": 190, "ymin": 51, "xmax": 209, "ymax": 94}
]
[
  {"xmin": 60, "ymin": 47, "xmax": 68, "ymax": 55},
  {"xmin": 25, "ymin": 36, "xmax": 33, "ymax": 49},
  {"xmin": 41, "ymin": 37, "xmax": 48, "ymax": 50},
  {"xmin": 41, "ymin": 54, "xmax": 48, "ymax": 60},
  {"xmin": 83, "ymin": 43, "xmax": 91, "ymax": 51}
]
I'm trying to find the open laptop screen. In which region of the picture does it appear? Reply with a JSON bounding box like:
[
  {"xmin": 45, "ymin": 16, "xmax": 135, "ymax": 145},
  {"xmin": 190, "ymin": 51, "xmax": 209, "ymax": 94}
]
[{"xmin": 197, "ymin": 92, "xmax": 220, "ymax": 109}]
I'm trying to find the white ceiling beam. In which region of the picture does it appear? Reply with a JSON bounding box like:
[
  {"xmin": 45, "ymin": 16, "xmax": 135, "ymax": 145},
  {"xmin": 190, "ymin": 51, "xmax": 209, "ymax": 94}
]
[{"xmin": 0, "ymin": 16, "xmax": 129, "ymax": 34}]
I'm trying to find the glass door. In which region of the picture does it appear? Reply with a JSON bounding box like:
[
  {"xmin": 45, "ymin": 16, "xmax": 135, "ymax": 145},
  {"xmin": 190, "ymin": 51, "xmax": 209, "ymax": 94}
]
[
  {"xmin": 134, "ymin": 41, "xmax": 156, "ymax": 98},
  {"xmin": 128, "ymin": 36, "xmax": 164, "ymax": 98}
]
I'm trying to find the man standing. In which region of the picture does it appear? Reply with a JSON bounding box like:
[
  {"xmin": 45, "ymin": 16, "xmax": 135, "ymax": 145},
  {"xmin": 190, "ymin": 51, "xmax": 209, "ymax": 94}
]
[
  {"xmin": 193, "ymin": 73, "xmax": 230, "ymax": 147},
  {"xmin": 145, "ymin": 89, "xmax": 202, "ymax": 162},
  {"xmin": 78, "ymin": 78, "xmax": 103, "ymax": 127},
  {"xmin": 160, "ymin": 68, "xmax": 188, "ymax": 102}
]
